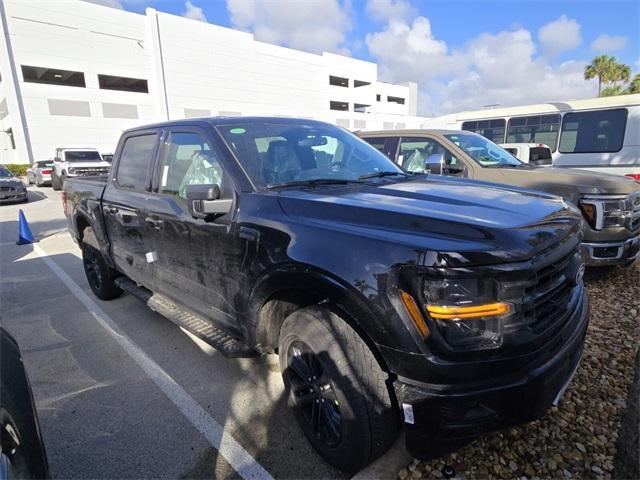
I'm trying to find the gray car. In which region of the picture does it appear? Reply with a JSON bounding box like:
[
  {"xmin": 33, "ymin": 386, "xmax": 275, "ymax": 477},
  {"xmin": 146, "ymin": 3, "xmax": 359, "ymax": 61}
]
[
  {"xmin": 26, "ymin": 160, "xmax": 54, "ymax": 187},
  {"xmin": 359, "ymin": 129, "xmax": 640, "ymax": 267},
  {"xmin": 0, "ymin": 166, "xmax": 28, "ymax": 204}
]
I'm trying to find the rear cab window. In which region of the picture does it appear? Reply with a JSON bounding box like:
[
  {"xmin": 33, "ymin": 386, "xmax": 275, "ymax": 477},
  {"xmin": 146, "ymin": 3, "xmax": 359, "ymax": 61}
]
[
  {"xmin": 116, "ymin": 133, "xmax": 158, "ymax": 190},
  {"xmin": 529, "ymin": 147, "xmax": 552, "ymax": 165}
]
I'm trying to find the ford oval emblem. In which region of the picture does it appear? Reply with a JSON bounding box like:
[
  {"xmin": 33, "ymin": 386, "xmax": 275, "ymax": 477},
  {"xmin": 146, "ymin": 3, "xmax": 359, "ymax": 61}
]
[{"xmin": 575, "ymin": 263, "xmax": 586, "ymax": 285}]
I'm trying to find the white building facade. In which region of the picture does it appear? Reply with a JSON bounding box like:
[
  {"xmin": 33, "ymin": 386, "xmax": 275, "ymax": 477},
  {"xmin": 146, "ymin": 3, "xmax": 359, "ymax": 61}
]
[{"xmin": 0, "ymin": 0, "xmax": 426, "ymax": 165}]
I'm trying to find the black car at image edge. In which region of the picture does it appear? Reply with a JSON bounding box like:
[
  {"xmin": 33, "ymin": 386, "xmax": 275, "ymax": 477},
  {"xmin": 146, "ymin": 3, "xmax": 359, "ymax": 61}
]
[{"xmin": 63, "ymin": 117, "xmax": 589, "ymax": 473}]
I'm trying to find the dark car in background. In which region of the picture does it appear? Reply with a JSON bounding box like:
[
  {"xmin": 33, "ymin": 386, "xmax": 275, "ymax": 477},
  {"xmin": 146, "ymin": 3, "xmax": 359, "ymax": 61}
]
[
  {"xmin": 0, "ymin": 165, "xmax": 28, "ymax": 204},
  {"xmin": 62, "ymin": 117, "xmax": 589, "ymax": 472},
  {"xmin": 359, "ymin": 129, "xmax": 640, "ymax": 267},
  {"xmin": 0, "ymin": 327, "xmax": 49, "ymax": 479}
]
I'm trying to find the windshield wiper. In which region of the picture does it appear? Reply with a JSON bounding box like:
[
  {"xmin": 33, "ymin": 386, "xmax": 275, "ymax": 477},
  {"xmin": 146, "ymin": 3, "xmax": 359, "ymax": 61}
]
[
  {"xmin": 358, "ymin": 171, "xmax": 408, "ymax": 180},
  {"xmin": 266, "ymin": 178, "xmax": 362, "ymax": 189}
]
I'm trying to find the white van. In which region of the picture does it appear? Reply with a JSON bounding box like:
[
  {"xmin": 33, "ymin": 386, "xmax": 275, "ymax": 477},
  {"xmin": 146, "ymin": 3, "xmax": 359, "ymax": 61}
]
[{"xmin": 422, "ymin": 94, "xmax": 640, "ymax": 180}]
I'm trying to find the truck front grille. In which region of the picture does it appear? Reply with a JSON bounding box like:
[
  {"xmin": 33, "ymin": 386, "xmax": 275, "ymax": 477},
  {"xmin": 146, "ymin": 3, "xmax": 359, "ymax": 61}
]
[
  {"xmin": 521, "ymin": 252, "xmax": 577, "ymax": 334},
  {"xmin": 74, "ymin": 167, "xmax": 109, "ymax": 176}
]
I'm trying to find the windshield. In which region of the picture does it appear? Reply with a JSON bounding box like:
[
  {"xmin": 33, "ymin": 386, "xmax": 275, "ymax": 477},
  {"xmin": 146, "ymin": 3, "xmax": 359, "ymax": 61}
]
[
  {"xmin": 0, "ymin": 167, "xmax": 12, "ymax": 178},
  {"xmin": 36, "ymin": 161, "xmax": 54, "ymax": 168},
  {"xmin": 445, "ymin": 132, "xmax": 524, "ymax": 167},
  {"xmin": 65, "ymin": 151, "xmax": 102, "ymax": 162},
  {"xmin": 217, "ymin": 122, "xmax": 404, "ymax": 189}
]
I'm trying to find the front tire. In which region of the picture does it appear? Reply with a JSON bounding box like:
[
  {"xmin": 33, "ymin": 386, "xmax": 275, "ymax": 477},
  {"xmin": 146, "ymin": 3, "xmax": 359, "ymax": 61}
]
[
  {"xmin": 81, "ymin": 232, "xmax": 122, "ymax": 300},
  {"xmin": 51, "ymin": 172, "xmax": 61, "ymax": 191},
  {"xmin": 279, "ymin": 306, "xmax": 399, "ymax": 473}
]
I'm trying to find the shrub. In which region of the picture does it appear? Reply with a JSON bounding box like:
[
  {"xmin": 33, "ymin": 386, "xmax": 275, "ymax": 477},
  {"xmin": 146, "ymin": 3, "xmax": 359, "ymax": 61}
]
[{"xmin": 3, "ymin": 164, "xmax": 29, "ymax": 176}]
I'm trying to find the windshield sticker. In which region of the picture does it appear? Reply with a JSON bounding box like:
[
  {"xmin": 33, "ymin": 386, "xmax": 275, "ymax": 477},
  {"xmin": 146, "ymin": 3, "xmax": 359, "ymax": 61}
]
[{"xmin": 229, "ymin": 128, "xmax": 246, "ymax": 135}]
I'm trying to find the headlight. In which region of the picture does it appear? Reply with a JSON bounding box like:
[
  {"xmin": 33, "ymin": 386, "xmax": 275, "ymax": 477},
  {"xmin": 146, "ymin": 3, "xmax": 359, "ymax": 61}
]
[
  {"xmin": 580, "ymin": 194, "xmax": 640, "ymax": 230},
  {"xmin": 423, "ymin": 277, "xmax": 512, "ymax": 351},
  {"xmin": 68, "ymin": 167, "xmax": 76, "ymax": 174}
]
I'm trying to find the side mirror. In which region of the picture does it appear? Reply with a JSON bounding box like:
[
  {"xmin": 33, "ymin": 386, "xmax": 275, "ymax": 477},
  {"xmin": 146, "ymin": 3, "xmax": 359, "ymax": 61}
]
[
  {"xmin": 425, "ymin": 153, "xmax": 444, "ymax": 175},
  {"xmin": 54, "ymin": 157, "xmax": 61, "ymax": 162},
  {"xmin": 186, "ymin": 184, "xmax": 232, "ymax": 219}
]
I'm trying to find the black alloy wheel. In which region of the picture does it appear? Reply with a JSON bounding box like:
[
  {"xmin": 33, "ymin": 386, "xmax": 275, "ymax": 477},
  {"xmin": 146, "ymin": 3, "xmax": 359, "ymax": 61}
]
[{"xmin": 286, "ymin": 340, "xmax": 342, "ymax": 448}]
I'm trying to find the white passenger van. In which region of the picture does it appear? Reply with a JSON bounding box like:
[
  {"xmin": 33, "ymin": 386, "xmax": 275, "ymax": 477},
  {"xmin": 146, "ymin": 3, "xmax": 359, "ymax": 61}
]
[{"xmin": 422, "ymin": 94, "xmax": 640, "ymax": 179}]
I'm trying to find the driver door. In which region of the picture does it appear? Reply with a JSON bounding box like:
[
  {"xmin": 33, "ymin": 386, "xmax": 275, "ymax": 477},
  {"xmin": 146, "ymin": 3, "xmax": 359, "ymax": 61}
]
[{"xmin": 146, "ymin": 129, "xmax": 244, "ymax": 333}]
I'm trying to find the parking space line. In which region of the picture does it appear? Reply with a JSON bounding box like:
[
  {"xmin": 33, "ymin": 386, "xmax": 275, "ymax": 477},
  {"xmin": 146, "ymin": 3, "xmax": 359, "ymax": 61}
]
[{"xmin": 32, "ymin": 243, "xmax": 274, "ymax": 480}]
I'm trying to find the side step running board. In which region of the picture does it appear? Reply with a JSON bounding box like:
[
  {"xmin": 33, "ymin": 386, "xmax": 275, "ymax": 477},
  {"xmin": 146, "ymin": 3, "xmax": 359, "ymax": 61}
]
[{"xmin": 115, "ymin": 277, "xmax": 256, "ymax": 358}]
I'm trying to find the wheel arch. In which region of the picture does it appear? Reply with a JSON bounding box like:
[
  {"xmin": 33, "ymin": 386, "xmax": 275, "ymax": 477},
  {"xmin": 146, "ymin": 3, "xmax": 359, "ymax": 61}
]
[{"xmin": 250, "ymin": 268, "xmax": 391, "ymax": 373}]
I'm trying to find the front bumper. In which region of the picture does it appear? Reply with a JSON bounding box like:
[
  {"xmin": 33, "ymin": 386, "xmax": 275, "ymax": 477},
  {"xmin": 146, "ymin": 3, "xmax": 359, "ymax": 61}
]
[
  {"xmin": 580, "ymin": 234, "xmax": 640, "ymax": 266},
  {"xmin": 0, "ymin": 190, "xmax": 27, "ymax": 203},
  {"xmin": 394, "ymin": 290, "xmax": 589, "ymax": 459}
]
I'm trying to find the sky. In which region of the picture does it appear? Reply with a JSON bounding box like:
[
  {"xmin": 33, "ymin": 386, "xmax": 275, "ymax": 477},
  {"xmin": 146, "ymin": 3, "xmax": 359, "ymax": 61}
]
[{"xmin": 86, "ymin": 0, "xmax": 640, "ymax": 116}]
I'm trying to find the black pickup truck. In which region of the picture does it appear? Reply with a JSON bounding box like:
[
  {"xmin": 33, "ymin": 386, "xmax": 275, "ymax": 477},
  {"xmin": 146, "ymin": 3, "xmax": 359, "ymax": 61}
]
[{"xmin": 63, "ymin": 117, "xmax": 589, "ymax": 472}]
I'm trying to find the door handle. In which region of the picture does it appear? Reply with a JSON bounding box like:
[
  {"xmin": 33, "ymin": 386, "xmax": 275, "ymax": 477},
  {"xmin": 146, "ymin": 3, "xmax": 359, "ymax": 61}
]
[
  {"xmin": 145, "ymin": 216, "xmax": 164, "ymax": 229},
  {"xmin": 105, "ymin": 206, "xmax": 119, "ymax": 214}
]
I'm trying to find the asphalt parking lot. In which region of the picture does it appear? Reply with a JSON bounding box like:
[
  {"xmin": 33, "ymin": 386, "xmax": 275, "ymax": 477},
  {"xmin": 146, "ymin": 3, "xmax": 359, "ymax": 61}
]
[
  {"xmin": 0, "ymin": 185, "xmax": 357, "ymax": 479},
  {"xmin": 2, "ymin": 185, "xmax": 638, "ymax": 480}
]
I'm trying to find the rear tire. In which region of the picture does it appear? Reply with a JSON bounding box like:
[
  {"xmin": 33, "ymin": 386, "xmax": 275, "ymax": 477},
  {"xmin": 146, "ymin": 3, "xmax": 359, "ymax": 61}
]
[
  {"xmin": 278, "ymin": 306, "xmax": 399, "ymax": 474},
  {"xmin": 81, "ymin": 230, "xmax": 122, "ymax": 300}
]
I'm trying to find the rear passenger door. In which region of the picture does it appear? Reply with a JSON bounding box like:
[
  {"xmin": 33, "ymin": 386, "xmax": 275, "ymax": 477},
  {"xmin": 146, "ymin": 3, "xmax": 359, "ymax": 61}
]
[{"xmin": 103, "ymin": 131, "xmax": 159, "ymax": 287}]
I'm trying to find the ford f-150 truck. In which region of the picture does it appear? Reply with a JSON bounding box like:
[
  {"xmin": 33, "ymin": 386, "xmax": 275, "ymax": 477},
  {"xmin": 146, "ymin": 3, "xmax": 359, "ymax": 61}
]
[
  {"xmin": 359, "ymin": 130, "xmax": 640, "ymax": 268},
  {"xmin": 63, "ymin": 117, "xmax": 588, "ymax": 473}
]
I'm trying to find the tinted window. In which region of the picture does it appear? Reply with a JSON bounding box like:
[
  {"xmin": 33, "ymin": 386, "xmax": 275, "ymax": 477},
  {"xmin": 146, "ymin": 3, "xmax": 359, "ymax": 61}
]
[
  {"xmin": 461, "ymin": 119, "xmax": 506, "ymax": 144},
  {"xmin": 399, "ymin": 137, "xmax": 460, "ymax": 174},
  {"xmin": 506, "ymin": 114, "xmax": 560, "ymax": 151},
  {"xmin": 217, "ymin": 122, "xmax": 402, "ymax": 188},
  {"xmin": 0, "ymin": 166, "xmax": 11, "ymax": 178},
  {"xmin": 36, "ymin": 161, "xmax": 54, "ymax": 167},
  {"xmin": 559, "ymin": 109, "xmax": 628, "ymax": 154},
  {"xmin": 22, "ymin": 65, "xmax": 85, "ymax": 87},
  {"xmin": 65, "ymin": 151, "xmax": 102, "ymax": 162},
  {"xmin": 116, "ymin": 134, "xmax": 157, "ymax": 190},
  {"xmin": 158, "ymin": 132, "xmax": 225, "ymax": 200},
  {"xmin": 365, "ymin": 137, "xmax": 387, "ymax": 154},
  {"xmin": 529, "ymin": 147, "xmax": 552, "ymax": 165}
]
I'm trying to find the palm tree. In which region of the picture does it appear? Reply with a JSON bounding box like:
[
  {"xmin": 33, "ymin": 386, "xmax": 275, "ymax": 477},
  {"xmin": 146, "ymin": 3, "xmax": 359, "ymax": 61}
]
[
  {"xmin": 625, "ymin": 74, "xmax": 640, "ymax": 94},
  {"xmin": 602, "ymin": 85, "xmax": 624, "ymax": 97},
  {"xmin": 611, "ymin": 63, "xmax": 631, "ymax": 89},
  {"xmin": 585, "ymin": 55, "xmax": 616, "ymax": 97}
]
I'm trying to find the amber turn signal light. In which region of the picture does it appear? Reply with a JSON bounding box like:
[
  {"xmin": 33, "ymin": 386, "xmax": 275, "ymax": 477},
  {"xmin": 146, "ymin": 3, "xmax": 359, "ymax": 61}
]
[
  {"xmin": 400, "ymin": 290, "xmax": 430, "ymax": 337},
  {"xmin": 426, "ymin": 302, "xmax": 510, "ymax": 320}
]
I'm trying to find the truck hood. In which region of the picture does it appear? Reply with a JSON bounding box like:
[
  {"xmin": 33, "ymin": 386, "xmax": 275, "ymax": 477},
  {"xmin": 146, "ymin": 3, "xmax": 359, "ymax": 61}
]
[
  {"xmin": 276, "ymin": 177, "xmax": 582, "ymax": 266},
  {"xmin": 485, "ymin": 166, "xmax": 639, "ymax": 201}
]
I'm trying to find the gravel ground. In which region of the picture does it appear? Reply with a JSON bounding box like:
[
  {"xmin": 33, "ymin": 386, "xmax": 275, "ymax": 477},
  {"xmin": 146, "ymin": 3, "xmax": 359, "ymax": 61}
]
[{"xmin": 398, "ymin": 262, "xmax": 640, "ymax": 480}]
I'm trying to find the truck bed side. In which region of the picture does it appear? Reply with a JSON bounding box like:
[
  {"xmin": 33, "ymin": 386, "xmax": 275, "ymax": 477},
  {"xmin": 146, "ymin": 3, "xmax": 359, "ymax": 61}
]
[{"xmin": 63, "ymin": 175, "xmax": 112, "ymax": 260}]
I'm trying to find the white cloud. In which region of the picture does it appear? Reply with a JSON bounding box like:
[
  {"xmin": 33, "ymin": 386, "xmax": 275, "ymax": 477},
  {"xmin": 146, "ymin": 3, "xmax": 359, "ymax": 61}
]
[
  {"xmin": 365, "ymin": 17, "xmax": 459, "ymax": 83},
  {"xmin": 591, "ymin": 34, "xmax": 628, "ymax": 52},
  {"xmin": 538, "ymin": 14, "xmax": 582, "ymax": 57},
  {"xmin": 366, "ymin": 17, "xmax": 596, "ymax": 115},
  {"xmin": 226, "ymin": 0, "xmax": 352, "ymax": 54},
  {"xmin": 366, "ymin": 0, "xmax": 417, "ymax": 22},
  {"xmin": 183, "ymin": 1, "xmax": 207, "ymax": 22},
  {"xmin": 81, "ymin": 0, "xmax": 124, "ymax": 8}
]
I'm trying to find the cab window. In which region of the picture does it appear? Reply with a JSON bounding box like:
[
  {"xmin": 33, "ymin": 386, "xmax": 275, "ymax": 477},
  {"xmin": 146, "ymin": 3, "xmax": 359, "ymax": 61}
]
[
  {"xmin": 398, "ymin": 137, "xmax": 460, "ymax": 174},
  {"xmin": 158, "ymin": 132, "xmax": 226, "ymax": 200},
  {"xmin": 116, "ymin": 134, "xmax": 157, "ymax": 190}
]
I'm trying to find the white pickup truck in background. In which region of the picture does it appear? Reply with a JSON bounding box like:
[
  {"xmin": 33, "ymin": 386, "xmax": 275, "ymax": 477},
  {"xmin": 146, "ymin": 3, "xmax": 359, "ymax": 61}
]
[
  {"xmin": 51, "ymin": 148, "xmax": 111, "ymax": 191},
  {"xmin": 500, "ymin": 143, "xmax": 553, "ymax": 166}
]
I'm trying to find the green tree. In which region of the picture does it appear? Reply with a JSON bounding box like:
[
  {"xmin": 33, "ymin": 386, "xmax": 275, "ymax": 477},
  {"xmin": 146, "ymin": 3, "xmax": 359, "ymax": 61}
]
[
  {"xmin": 585, "ymin": 55, "xmax": 617, "ymax": 97},
  {"xmin": 625, "ymin": 74, "xmax": 640, "ymax": 94},
  {"xmin": 611, "ymin": 63, "xmax": 631, "ymax": 89},
  {"xmin": 602, "ymin": 85, "xmax": 624, "ymax": 97}
]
